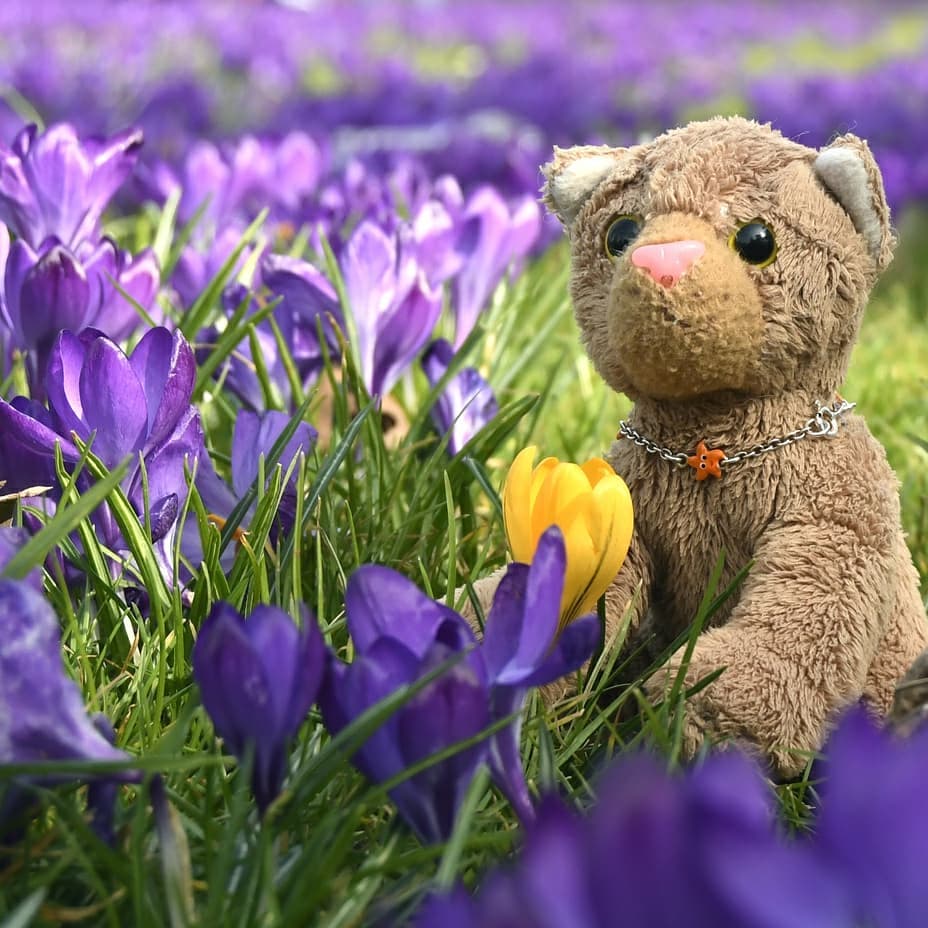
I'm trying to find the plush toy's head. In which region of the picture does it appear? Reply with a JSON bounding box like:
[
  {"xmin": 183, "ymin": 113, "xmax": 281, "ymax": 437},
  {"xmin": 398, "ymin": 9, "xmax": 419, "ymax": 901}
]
[{"xmin": 543, "ymin": 117, "xmax": 895, "ymax": 402}]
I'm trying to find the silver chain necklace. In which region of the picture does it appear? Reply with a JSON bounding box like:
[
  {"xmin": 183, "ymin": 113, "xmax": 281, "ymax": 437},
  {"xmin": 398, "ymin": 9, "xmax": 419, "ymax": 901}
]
[{"xmin": 617, "ymin": 397, "xmax": 855, "ymax": 481}]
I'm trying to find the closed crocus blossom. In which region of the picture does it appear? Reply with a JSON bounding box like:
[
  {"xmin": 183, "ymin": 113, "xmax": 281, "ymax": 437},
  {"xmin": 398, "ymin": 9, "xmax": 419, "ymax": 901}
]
[
  {"xmin": 503, "ymin": 447, "xmax": 633, "ymax": 628},
  {"xmin": 450, "ymin": 186, "xmax": 541, "ymax": 347},
  {"xmin": 187, "ymin": 408, "xmax": 317, "ymax": 571},
  {"xmin": 192, "ymin": 602, "xmax": 325, "ymax": 813}
]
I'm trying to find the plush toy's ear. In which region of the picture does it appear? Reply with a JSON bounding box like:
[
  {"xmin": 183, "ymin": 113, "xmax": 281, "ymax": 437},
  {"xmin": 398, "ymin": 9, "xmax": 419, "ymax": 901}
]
[
  {"xmin": 812, "ymin": 134, "xmax": 895, "ymax": 271},
  {"xmin": 542, "ymin": 145, "xmax": 632, "ymax": 226}
]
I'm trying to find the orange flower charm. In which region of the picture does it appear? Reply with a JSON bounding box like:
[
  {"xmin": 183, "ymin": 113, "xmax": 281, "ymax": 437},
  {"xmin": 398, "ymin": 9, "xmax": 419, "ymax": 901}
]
[{"xmin": 686, "ymin": 441, "xmax": 725, "ymax": 480}]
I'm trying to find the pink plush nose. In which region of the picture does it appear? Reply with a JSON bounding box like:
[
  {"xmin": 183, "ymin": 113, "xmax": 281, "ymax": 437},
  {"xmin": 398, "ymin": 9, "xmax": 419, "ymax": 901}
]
[{"xmin": 631, "ymin": 240, "xmax": 705, "ymax": 288}]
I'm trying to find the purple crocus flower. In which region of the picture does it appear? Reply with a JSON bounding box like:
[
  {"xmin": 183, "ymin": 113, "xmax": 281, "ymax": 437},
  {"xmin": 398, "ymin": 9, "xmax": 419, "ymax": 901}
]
[
  {"xmin": 421, "ymin": 339, "xmax": 498, "ymax": 455},
  {"xmin": 0, "ymin": 327, "xmax": 202, "ymax": 582},
  {"xmin": 0, "ymin": 122, "xmax": 142, "ymax": 248},
  {"xmin": 450, "ymin": 187, "xmax": 541, "ymax": 347},
  {"xmin": 152, "ymin": 131, "xmax": 323, "ymax": 231},
  {"xmin": 812, "ymin": 707, "xmax": 928, "ymax": 926},
  {"xmin": 479, "ymin": 529, "xmax": 600, "ymax": 822},
  {"xmin": 320, "ymin": 527, "xmax": 597, "ymax": 842},
  {"xmin": 170, "ymin": 223, "xmax": 258, "ymax": 311},
  {"xmin": 0, "ymin": 577, "xmax": 131, "ymax": 769},
  {"xmin": 341, "ymin": 219, "xmax": 442, "ymax": 396},
  {"xmin": 0, "ymin": 231, "xmax": 160, "ymax": 394},
  {"xmin": 190, "ymin": 408, "xmax": 316, "ymax": 568},
  {"xmin": 417, "ymin": 751, "xmax": 846, "ymax": 928},
  {"xmin": 192, "ymin": 602, "xmax": 325, "ymax": 812},
  {"xmin": 261, "ymin": 252, "xmax": 345, "ymax": 389},
  {"xmin": 320, "ymin": 567, "xmax": 491, "ymax": 844}
]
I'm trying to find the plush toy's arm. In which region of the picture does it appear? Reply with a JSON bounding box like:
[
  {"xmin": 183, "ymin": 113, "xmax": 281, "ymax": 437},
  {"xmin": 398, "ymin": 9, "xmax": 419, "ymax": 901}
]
[{"xmin": 645, "ymin": 518, "xmax": 891, "ymax": 776}]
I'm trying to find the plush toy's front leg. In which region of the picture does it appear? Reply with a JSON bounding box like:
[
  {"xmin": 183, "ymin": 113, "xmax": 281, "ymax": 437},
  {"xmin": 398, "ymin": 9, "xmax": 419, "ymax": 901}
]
[{"xmin": 645, "ymin": 521, "xmax": 892, "ymax": 776}]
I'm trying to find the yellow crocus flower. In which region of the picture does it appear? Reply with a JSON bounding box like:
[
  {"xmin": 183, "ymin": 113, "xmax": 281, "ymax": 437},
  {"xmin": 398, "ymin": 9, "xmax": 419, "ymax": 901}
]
[{"xmin": 502, "ymin": 446, "xmax": 634, "ymax": 629}]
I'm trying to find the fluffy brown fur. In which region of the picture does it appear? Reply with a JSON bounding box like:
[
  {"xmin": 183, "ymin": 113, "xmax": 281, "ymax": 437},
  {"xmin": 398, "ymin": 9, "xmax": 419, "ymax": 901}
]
[{"xmin": 477, "ymin": 116, "xmax": 928, "ymax": 775}]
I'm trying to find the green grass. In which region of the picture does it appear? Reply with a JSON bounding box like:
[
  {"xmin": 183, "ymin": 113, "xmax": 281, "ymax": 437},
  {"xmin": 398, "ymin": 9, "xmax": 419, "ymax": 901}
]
[{"xmin": 2, "ymin": 219, "xmax": 928, "ymax": 927}]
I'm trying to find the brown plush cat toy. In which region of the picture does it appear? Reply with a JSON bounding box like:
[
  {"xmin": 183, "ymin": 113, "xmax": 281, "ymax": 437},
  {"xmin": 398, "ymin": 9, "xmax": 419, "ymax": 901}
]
[{"xmin": 474, "ymin": 116, "xmax": 928, "ymax": 775}]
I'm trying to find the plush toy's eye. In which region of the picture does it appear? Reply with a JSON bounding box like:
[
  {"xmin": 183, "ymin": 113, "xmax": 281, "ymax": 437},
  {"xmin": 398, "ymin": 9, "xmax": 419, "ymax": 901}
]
[
  {"xmin": 730, "ymin": 221, "xmax": 777, "ymax": 267},
  {"xmin": 605, "ymin": 215, "xmax": 642, "ymax": 257}
]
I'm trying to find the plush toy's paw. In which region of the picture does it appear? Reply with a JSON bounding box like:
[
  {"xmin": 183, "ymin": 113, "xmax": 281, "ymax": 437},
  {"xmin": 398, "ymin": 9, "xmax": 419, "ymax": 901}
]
[{"xmin": 642, "ymin": 660, "xmax": 770, "ymax": 768}]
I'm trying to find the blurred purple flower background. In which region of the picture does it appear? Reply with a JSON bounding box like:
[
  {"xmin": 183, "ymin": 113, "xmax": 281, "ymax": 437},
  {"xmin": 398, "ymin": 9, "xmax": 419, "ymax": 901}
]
[{"xmin": 415, "ymin": 708, "xmax": 928, "ymax": 928}]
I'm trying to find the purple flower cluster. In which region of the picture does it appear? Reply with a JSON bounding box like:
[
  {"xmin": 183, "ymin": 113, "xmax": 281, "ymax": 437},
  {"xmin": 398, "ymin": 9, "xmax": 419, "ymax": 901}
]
[
  {"xmin": 1, "ymin": 2, "xmax": 926, "ymax": 211},
  {"xmin": 415, "ymin": 709, "xmax": 928, "ymax": 928},
  {"xmin": 0, "ymin": 326, "xmax": 202, "ymax": 581},
  {"xmin": 192, "ymin": 528, "xmax": 599, "ymax": 836},
  {"xmin": 0, "ymin": 123, "xmax": 161, "ymax": 394}
]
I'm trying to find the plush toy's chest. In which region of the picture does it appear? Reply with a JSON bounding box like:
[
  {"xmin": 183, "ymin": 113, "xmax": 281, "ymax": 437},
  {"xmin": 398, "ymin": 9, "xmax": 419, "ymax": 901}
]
[{"xmin": 606, "ymin": 420, "xmax": 896, "ymax": 642}]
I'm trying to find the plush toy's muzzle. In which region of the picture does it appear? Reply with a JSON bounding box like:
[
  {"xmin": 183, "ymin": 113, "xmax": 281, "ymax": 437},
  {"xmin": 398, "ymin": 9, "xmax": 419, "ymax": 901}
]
[{"xmin": 608, "ymin": 212, "xmax": 765, "ymax": 400}]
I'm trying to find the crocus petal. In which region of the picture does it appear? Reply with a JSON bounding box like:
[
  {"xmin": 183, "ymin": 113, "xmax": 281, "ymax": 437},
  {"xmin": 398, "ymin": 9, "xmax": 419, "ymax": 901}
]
[
  {"xmin": 814, "ymin": 708, "xmax": 928, "ymax": 926},
  {"xmin": 506, "ymin": 198, "xmax": 543, "ymax": 264},
  {"xmin": 565, "ymin": 476, "xmax": 633, "ymax": 621},
  {"xmin": 84, "ymin": 127, "xmax": 143, "ymax": 217},
  {"xmin": 530, "ymin": 463, "xmax": 590, "ymax": 543},
  {"xmin": 510, "ymin": 615, "xmax": 600, "ymax": 689},
  {"xmin": 79, "ymin": 336, "xmax": 148, "ymax": 468},
  {"xmin": 342, "ymin": 221, "xmax": 397, "ymax": 390},
  {"xmin": 371, "ymin": 276, "xmax": 442, "ymax": 395},
  {"xmin": 0, "ymin": 396, "xmax": 67, "ymax": 492},
  {"xmin": 193, "ymin": 603, "xmax": 273, "ymax": 757},
  {"xmin": 319, "ymin": 637, "xmax": 419, "ymax": 786},
  {"xmin": 503, "ymin": 446, "xmax": 541, "ymax": 562},
  {"xmin": 395, "ymin": 646, "xmax": 491, "ymax": 843},
  {"xmin": 344, "ymin": 564, "xmax": 470, "ymax": 658},
  {"xmin": 44, "ymin": 329, "xmax": 90, "ymax": 439},
  {"xmin": 482, "ymin": 528, "xmax": 566, "ymax": 686},
  {"xmin": 0, "ymin": 138, "xmax": 38, "ymax": 242},
  {"xmin": 421, "ymin": 338, "xmax": 497, "ymax": 455},
  {"xmin": 452, "ymin": 187, "xmax": 511, "ymax": 345},
  {"xmin": 148, "ymin": 494, "xmax": 179, "ymax": 543},
  {"xmin": 414, "ymin": 886, "xmax": 480, "ymax": 928},
  {"xmin": 25, "ymin": 125, "xmax": 94, "ymax": 246},
  {"xmin": 130, "ymin": 406, "xmax": 202, "ymax": 524},
  {"xmin": 517, "ymin": 794, "xmax": 599, "ymax": 927},
  {"xmin": 230, "ymin": 409, "xmax": 316, "ymax": 500},
  {"xmin": 2, "ymin": 238, "xmax": 37, "ymax": 339},
  {"xmin": 19, "ymin": 244, "xmax": 92, "ymax": 350},
  {"xmin": 0, "ymin": 578, "xmax": 129, "ymax": 767},
  {"xmin": 94, "ymin": 246, "xmax": 161, "ymax": 341},
  {"xmin": 246, "ymin": 605, "xmax": 323, "ymax": 740},
  {"xmin": 486, "ymin": 686, "xmax": 534, "ymax": 823},
  {"xmin": 129, "ymin": 327, "xmax": 196, "ymax": 450},
  {"xmin": 0, "ymin": 395, "xmax": 80, "ymax": 462}
]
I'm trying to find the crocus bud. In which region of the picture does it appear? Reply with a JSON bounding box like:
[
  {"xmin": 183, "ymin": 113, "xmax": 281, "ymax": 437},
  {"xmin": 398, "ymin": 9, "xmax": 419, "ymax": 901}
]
[
  {"xmin": 502, "ymin": 447, "xmax": 633, "ymax": 629},
  {"xmin": 192, "ymin": 602, "xmax": 324, "ymax": 813}
]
